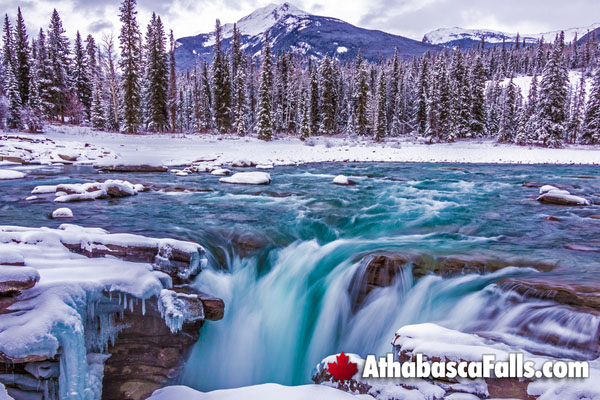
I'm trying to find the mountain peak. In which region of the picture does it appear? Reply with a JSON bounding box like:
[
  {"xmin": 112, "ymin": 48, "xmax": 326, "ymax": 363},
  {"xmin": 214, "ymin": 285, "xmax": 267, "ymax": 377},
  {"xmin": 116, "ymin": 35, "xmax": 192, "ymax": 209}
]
[{"xmin": 227, "ymin": 2, "xmax": 310, "ymax": 38}]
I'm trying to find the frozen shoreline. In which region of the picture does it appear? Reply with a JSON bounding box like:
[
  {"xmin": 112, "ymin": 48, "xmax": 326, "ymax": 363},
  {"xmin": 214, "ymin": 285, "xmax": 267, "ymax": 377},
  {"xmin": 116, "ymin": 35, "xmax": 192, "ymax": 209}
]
[{"xmin": 3, "ymin": 125, "xmax": 599, "ymax": 168}]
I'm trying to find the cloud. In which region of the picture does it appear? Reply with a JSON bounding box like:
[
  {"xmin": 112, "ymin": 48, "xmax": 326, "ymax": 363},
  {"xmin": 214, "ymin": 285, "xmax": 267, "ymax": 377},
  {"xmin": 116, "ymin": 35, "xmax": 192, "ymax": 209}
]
[{"xmin": 0, "ymin": 0, "xmax": 598, "ymax": 43}]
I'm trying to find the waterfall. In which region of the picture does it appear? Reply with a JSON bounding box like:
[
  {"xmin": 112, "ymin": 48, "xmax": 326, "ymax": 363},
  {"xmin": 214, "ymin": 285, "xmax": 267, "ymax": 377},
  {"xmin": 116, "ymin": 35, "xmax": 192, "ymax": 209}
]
[{"xmin": 180, "ymin": 237, "xmax": 589, "ymax": 392}]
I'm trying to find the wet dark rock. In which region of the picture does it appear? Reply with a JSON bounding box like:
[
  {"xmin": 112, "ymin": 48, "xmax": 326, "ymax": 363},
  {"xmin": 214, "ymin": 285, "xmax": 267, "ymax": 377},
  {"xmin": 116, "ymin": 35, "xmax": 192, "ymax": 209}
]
[
  {"xmin": 95, "ymin": 164, "xmax": 168, "ymax": 173},
  {"xmin": 565, "ymin": 243, "xmax": 600, "ymax": 252},
  {"xmin": 58, "ymin": 154, "xmax": 78, "ymax": 162},
  {"xmin": 350, "ymin": 253, "xmax": 414, "ymax": 308},
  {"xmin": 174, "ymin": 285, "xmax": 225, "ymax": 321},
  {"xmin": 499, "ymin": 278, "xmax": 600, "ymax": 312},
  {"xmin": 523, "ymin": 181, "xmax": 544, "ymax": 188},
  {"xmin": 101, "ymin": 297, "xmax": 204, "ymax": 400},
  {"xmin": 537, "ymin": 192, "xmax": 590, "ymax": 206},
  {"xmin": 546, "ymin": 216, "xmax": 562, "ymax": 222}
]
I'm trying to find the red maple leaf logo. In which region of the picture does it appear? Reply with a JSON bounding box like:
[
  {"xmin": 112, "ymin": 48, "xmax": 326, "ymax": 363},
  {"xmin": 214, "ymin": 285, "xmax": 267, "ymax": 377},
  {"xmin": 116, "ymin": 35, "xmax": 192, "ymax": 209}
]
[{"xmin": 327, "ymin": 352, "xmax": 358, "ymax": 382}]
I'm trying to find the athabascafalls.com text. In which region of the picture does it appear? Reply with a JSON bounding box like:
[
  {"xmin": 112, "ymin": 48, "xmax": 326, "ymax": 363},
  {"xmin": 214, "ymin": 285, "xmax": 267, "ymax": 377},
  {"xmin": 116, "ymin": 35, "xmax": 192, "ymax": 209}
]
[{"xmin": 363, "ymin": 353, "xmax": 589, "ymax": 379}]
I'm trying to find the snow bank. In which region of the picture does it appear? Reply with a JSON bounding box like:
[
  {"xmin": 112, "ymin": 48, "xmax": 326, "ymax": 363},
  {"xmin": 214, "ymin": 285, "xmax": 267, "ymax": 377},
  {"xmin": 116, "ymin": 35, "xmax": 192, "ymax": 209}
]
[
  {"xmin": 0, "ymin": 170, "xmax": 25, "ymax": 180},
  {"xmin": 0, "ymin": 134, "xmax": 118, "ymax": 165},
  {"xmin": 210, "ymin": 168, "xmax": 231, "ymax": 176},
  {"xmin": 149, "ymin": 383, "xmax": 374, "ymax": 400},
  {"xmin": 21, "ymin": 126, "xmax": 600, "ymax": 168},
  {"xmin": 52, "ymin": 208, "xmax": 73, "ymax": 218},
  {"xmin": 29, "ymin": 180, "xmax": 145, "ymax": 203},
  {"xmin": 219, "ymin": 172, "xmax": 271, "ymax": 185}
]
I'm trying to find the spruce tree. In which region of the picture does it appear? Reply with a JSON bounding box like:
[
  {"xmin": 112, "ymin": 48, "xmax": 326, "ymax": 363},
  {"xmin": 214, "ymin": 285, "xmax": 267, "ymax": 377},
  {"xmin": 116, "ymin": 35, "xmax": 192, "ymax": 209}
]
[
  {"xmin": 118, "ymin": 0, "xmax": 142, "ymax": 133},
  {"xmin": 375, "ymin": 66, "xmax": 387, "ymax": 141},
  {"xmin": 14, "ymin": 7, "xmax": 30, "ymax": 106},
  {"xmin": 47, "ymin": 9, "xmax": 71, "ymax": 122},
  {"xmin": 73, "ymin": 31, "xmax": 92, "ymax": 119},
  {"xmin": 168, "ymin": 29, "xmax": 177, "ymax": 131},
  {"xmin": 3, "ymin": 15, "xmax": 20, "ymax": 129},
  {"xmin": 354, "ymin": 51, "xmax": 369, "ymax": 136},
  {"xmin": 143, "ymin": 13, "xmax": 168, "ymax": 132},
  {"xmin": 414, "ymin": 56, "xmax": 429, "ymax": 135},
  {"xmin": 536, "ymin": 33, "xmax": 569, "ymax": 147},
  {"xmin": 318, "ymin": 55, "xmax": 336, "ymax": 135},
  {"xmin": 470, "ymin": 55, "xmax": 487, "ymax": 137},
  {"xmin": 309, "ymin": 59, "xmax": 319, "ymax": 135},
  {"xmin": 233, "ymin": 56, "xmax": 248, "ymax": 136},
  {"xmin": 256, "ymin": 32, "xmax": 273, "ymax": 141},
  {"xmin": 581, "ymin": 68, "xmax": 600, "ymax": 144},
  {"xmin": 567, "ymin": 71, "xmax": 585, "ymax": 143},
  {"xmin": 516, "ymin": 73, "xmax": 539, "ymax": 145},
  {"xmin": 212, "ymin": 19, "xmax": 231, "ymax": 133},
  {"xmin": 499, "ymin": 78, "xmax": 521, "ymax": 143},
  {"xmin": 299, "ymin": 86, "xmax": 310, "ymax": 140}
]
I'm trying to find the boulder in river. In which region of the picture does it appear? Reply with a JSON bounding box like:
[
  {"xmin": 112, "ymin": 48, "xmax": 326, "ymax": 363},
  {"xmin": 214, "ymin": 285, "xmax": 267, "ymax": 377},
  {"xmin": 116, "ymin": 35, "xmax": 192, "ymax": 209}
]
[
  {"xmin": 535, "ymin": 184, "xmax": 590, "ymax": 206},
  {"xmin": 333, "ymin": 175, "xmax": 356, "ymax": 186},
  {"xmin": 51, "ymin": 207, "xmax": 73, "ymax": 218},
  {"xmin": 95, "ymin": 164, "xmax": 168, "ymax": 173},
  {"xmin": 219, "ymin": 172, "xmax": 271, "ymax": 185}
]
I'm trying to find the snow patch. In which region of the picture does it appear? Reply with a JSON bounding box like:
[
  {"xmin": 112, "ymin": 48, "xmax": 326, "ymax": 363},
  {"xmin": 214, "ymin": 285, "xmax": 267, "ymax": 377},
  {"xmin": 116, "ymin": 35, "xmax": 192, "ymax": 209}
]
[
  {"xmin": 52, "ymin": 208, "xmax": 73, "ymax": 219},
  {"xmin": 0, "ymin": 170, "xmax": 25, "ymax": 180},
  {"xmin": 220, "ymin": 172, "xmax": 271, "ymax": 185}
]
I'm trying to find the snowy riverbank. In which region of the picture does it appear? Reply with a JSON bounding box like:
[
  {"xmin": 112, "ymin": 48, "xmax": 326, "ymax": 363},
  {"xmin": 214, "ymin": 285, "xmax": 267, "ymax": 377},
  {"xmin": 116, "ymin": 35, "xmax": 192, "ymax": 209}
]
[{"xmin": 3, "ymin": 125, "xmax": 600, "ymax": 168}]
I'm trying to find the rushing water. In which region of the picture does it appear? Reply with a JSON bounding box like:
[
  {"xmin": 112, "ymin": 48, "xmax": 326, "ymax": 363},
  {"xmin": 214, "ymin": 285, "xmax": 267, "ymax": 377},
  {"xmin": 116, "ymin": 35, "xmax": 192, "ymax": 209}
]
[{"xmin": 2, "ymin": 162, "xmax": 600, "ymax": 391}]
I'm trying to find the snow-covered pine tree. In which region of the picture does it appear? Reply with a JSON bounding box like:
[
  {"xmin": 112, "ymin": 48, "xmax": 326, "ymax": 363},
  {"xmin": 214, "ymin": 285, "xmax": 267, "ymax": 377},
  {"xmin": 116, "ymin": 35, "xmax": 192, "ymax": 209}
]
[
  {"xmin": 232, "ymin": 56, "xmax": 248, "ymax": 136},
  {"xmin": 102, "ymin": 34, "xmax": 120, "ymax": 131},
  {"xmin": 212, "ymin": 19, "xmax": 231, "ymax": 133},
  {"xmin": 413, "ymin": 55, "xmax": 429, "ymax": 135},
  {"xmin": 47, "ymin": 9, "xmax": 71, "ymax": 122},
  {"xmin": 515, "ymin": 72, "xmax": 539, "ymax": 145},
  {"xmin": 118, "ymin": 0, "xmax": 142, "ymax": 133},
  {"xmin": 536, "ymin": 33, "xmax": 569, "ymax": 147},
  {"xmin": 354, "ymin": 51, "xmax": 369, "ymax": 136},
  {"xmin": 425, "ymin": 56, "xmax": 442, "ymax": 142},
  {"xmin": 318, "ymin": 54, "xmax": 337, "ymax": 135},
  {"xmin": 3, "ymin": 15, "xmax": 21, "ymax": 129},
  {"xmin": 168, "ymin": 29, "xmax": 177, "ymax": 132},
  {"xmin": 309, "ymin": 59, "xmax": 319, "ymax": 135},
  {"xmin": 299, "ymin": 86, "xmax": 310, "ymax": 140},
  {"xmin": 567, "ymin": 71, "xmax": 585, "ymax": 144},
  {"xmin": 375, "ymin": 65, "xmax": 387, "ymax": 141},
  {"xmin": 256, "ymin": 32, "xmax": 274, "ymax": 141},
  {"xmin": 448, "ymin": 49, "xmax": 472, "ymax": 139},
  {"xmin": 14, "ymin": 7, "xmax": 30, "ymax": 106},
  {"xmin": 581, "ymin": 68, "xmax": 600, "ymax": 144},
  {"xmin": 143, "ymin": 13, "xmax": 169, "ymax": 132},
  {"xmin": 499, "ymin": 78, "xmax": 521, "ymax": 143},
  {"xmin": 470, "ymin": 55, "xmax": 487, "ymax": 137},
  {"xmin": 73, "ymin": 31, "xmax": 92, "ymax": 120},
  {"xmin": 388, "ymin": 49, "xmax": 400, "ymax": 125}
]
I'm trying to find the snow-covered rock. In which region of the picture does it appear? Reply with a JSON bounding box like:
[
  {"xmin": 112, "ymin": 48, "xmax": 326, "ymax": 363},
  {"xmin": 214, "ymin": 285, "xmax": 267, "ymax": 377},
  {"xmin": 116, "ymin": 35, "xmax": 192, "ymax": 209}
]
[
  {"xmin": 256, "ymin": 163, "xmax": 274, "ymax": 170},
  {"xmin": 539, "ymin": 184, "xmax": 560, "ymax": 194},
  {"xmin": 333, "ymin": 175, "xmax": 356, "ymax": 186},
  {"xmin": 158, "ymin": 289, "xmax": 205, "ymax": 334},
  {"xmin": 31, "ymin": 185, "xmax": 58, "ymax": 194},
  {"xmin": 537, "ymin": 191, "xmax": 590, "ymax": 206},
  {"xmin": 51, "ymin": 207, "xmax": 73, "ymax": 219},
  {"xmin": 0, "ymin": 224, "xmax": 212, "ymax": 398},
  {"xmin": 210, "ymin": 168, "xmax": 231, "ymax": 176},
  {"xmin": 25, "ymin": 195, "xmax": 37, "ymax": 201},
  {"xmin": 230, "ymin": 159, "xmax": 257, "ymax": 168},
  {"xmin": 0, "ymin": 170, "xmax": 25, "ymax": 180},
  {"xmin": 0, "ymin": 266, "xmax": 40, "ymax": 294},
  {"xmin": 150, "ymin": 383, "xmax": 373, "ymax": 400},
  {"xmin": 220, "ymin": 172, "xmax": 272, "ymax": 185},
  {"xmin": 35, "ymin": 180, "xmax": 145, "ymax": 203}
]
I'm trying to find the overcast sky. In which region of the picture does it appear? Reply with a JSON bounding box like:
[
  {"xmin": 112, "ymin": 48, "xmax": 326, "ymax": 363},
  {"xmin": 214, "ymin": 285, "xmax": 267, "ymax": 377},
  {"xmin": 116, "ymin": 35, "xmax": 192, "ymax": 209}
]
[{"xmin": 3, "ymin": 0, "xmax": 600, "ymax": 42}]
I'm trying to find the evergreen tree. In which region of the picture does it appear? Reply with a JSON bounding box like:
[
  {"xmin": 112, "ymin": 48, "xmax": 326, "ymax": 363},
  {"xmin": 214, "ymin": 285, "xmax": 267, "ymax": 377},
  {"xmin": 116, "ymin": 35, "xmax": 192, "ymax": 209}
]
[
  {"xmin": 3, "ymin": 15, "xmax": 20, "ymax": 129},
  {"xmin": 309, "ymin": 59, "xmax": 319, "ymax": 135},
  {"xmin": 256, "ymin": 32, "xmax": 273, "ymax": 141},
  {"xmin": 232, "ymin": 56, "xmax": 248, "ymax": 136},
  {"xmin": 499, "ymin": 78, "xmax": 521, "ymax": 143},
  {"xmin": 375, "ymin": 66, "xmax": 387, "ymax": 141},
  {"xmin": 536, "ymin": 33, "xmax": 569, "ymax": 147},
  {"xmin": 470, "ymin": 55, "xmax": 487, "ymax": 137},
  {"xmin": 143, "ymin": 13, "xmax": 169, "ymax": 132},
  {"xmin": 14, "ymin": 7, "xmax": 30, "ymax": 105},
  {"xmin": 318, "ymin": 55, "xmax": 337, "ymax": 135},
  {"xmin": 47, "ymin": 9, "xmax": 71, "ymax": 122},
  {"xmin": 73, "ymin": 31, "xmax": 92, "ymax": 119},
  {"xmin": 449, "ymin": 49, "xmax": 472, "ymax": 139},
  {"xmin": 212, "ymin": 19, "xmax": 231, "ymax": 132},
  {"xmin": 581, "ymin": 68, "xmax": 600, "ymax": 144},
  {"xmin": 168, "ymin": 29, "xmax": 177, "ymax": 131},
  {"xmin": 414, "ymin": 56, "xmax": 429, "ymax": 135},
  {"xmin": 118, "ymin": 0, "xmax": 142, "ymax": 133},
  {"xmin": 354, "ymin": 52, "xmax": 369, "ymax": 136},
  {"xmin": 567, "ymin": 71, "xmax": 585, "ymax": 143},
  {"xmin": 299, "ymin": 86, "xmax": 310, "ymax": 140},
  {"xmin": 516, "ymin": 73, "xmax": 539, "ymax": 145}
]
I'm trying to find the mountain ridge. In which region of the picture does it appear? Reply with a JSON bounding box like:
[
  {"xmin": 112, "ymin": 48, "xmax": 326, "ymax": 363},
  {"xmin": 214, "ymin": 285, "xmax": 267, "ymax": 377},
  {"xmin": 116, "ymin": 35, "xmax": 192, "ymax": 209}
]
[{"xmin": 174, "ymin": 2, "xmax": 437, "ymax": 70}]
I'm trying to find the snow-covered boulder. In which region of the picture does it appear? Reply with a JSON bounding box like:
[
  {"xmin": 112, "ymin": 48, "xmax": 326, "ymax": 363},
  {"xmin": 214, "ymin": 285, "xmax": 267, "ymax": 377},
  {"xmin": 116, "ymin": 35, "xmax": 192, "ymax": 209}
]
[
  {"xmin": 45, "ymin": 180, "xmax": 144, "ymax": 203},
  {"xmin": 0, "ymin": 170, "xmax": 25, "ymax": 180},
  {"xmin": 176, "ymin": 171, "xmax": 189, "ymax": 176},
  {"xmin": 210, "ymin": 168, "xmax": 231, "ymax": 176},
  {"xmin": 51, "ymin": 207, "xmax": 73, "ymax": 218},
  {"xmin": 0, "ymin": 266, "xmax": 40, "ymax": 294},
  {"xmin": 230, "ymin": 159, "xmax": 256, "ymax": 168},
  {"xmin": 537, "ymin": 191, "xmax": 590, "ymax": 206},
  {"xmin": 158, "ymin": 289, "xmax": 205, "ymax": 334},
  {"xmin": 333, "ymin": 175, "xmax": 356, "ymax": 186},
  {"xmin": 220, "ymin": 172, "xmax": 271, "ymax": 185},
  {"xmin": 256, "ymin": 163, "xmax": 274, "ymax": 169}
]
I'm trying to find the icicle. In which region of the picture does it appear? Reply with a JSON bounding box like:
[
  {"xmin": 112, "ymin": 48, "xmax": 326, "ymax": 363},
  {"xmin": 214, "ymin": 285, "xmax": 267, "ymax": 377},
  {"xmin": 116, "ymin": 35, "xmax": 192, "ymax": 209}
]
[
  {"xmin": 128, "ymin": 298, "xmax": 133, "ymax": 313},
  {"xmin": 141, "ymin": 299, "xmax": 146, "ymax": 316}
]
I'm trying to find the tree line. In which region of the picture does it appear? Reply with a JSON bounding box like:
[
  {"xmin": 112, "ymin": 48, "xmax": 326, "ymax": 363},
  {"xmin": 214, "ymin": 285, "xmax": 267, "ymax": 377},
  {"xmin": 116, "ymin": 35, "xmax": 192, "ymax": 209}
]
[{"xmin": 2, "ymin": 0, "xmax": 600, "ymax": 146}]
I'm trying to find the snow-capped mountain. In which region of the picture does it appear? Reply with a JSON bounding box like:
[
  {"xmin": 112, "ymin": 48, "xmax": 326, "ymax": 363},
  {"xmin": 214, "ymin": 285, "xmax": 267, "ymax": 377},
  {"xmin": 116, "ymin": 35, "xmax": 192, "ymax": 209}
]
[
  {"xmin": 423, "ymin": 24, "xmax": 600, "ymax": 48},
  {"xmin": 175, "ymin": 2, "xmax": 436, "ymax": 70}
]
